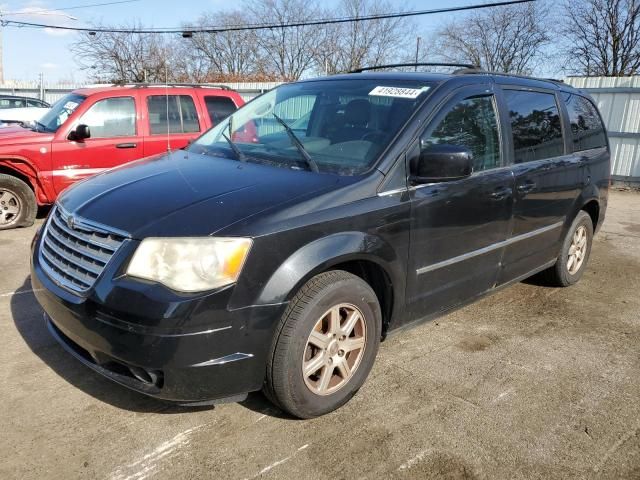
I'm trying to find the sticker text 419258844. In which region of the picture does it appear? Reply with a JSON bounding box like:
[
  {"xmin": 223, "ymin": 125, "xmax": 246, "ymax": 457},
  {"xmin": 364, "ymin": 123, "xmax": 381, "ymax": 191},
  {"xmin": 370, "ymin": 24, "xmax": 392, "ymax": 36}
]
[{"xmin": 368, "ymin": 86, "xmax": 430, "ymax": 99}]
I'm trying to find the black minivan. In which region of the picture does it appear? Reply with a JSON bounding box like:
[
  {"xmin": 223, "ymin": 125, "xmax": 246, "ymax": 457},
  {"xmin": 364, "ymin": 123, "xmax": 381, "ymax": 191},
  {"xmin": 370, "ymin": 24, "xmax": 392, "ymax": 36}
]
[{"xmin": 31, "ymin": 67, "xmax": 610, "ymax": 418}]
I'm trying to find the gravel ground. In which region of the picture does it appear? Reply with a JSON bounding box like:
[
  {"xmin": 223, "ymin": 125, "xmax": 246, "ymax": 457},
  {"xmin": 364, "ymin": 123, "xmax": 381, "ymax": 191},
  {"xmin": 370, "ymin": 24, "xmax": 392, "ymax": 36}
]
[{"xmin": 1, "ymin": 190, "xmax": 638, "ymax": 480}]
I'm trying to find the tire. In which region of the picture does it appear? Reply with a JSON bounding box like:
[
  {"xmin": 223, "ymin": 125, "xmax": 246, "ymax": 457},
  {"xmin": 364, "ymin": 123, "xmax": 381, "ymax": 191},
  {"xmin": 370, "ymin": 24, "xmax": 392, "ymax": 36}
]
[
  {"xmin": 0, "ymin": 174, "xmax": 37, "ymax": 230},
  {"xmin": 265, "ymin": 270, "xmax": 382, "ymax": 419},
  {"xmin": 540, "ymin": 211, "xmax": 593, "ymax": 287}
]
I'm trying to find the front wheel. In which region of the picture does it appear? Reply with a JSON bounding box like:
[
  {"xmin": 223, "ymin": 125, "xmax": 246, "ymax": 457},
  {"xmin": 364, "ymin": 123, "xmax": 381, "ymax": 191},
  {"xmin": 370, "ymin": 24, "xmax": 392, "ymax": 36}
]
[
  {"xmin": 265, "ymin": 270, "xmax": 382, "ymax": 418},
  {"xmin": 540, "ymin": 210, "xmax": 593, "ymax": 287},
  {"xmin": 0, "ymin": 174, "xmax": 37, "ymax": 230}
]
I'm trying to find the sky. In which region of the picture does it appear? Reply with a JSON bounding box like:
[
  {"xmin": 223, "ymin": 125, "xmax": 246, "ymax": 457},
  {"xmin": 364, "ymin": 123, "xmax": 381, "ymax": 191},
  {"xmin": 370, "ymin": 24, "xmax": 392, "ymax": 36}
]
[{"xmin": 0, "ymin": 0, "xmax": 552, "ymax": 84}]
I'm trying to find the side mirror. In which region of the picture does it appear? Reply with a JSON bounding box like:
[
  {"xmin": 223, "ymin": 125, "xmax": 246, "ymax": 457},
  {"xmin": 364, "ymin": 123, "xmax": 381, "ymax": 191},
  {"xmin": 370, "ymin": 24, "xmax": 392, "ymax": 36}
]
[
  {"xmin": 68, "ymin": 124, "xmax": 91, "ymax": 142},
  {"xmin": 410, "ymin": 144, "xmax": 474, "ymax": 184}
]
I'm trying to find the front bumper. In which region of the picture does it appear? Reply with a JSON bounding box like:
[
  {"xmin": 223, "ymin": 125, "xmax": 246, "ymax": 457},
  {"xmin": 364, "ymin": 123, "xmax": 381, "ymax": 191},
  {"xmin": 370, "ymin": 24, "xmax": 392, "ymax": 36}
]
[{"xmin": 31, "ymin": 232, "xmax": 286, "ymax": 404}]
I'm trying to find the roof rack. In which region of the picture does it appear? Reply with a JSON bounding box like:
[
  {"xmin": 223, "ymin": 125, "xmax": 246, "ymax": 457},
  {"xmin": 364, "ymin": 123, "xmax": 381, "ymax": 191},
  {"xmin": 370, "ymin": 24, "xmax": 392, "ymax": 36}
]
[
  {"xmin": 108, "ymin": 82, "xmax": 233, "ymax": 90},
  {"xmin": 350, "ymin": 62, "xmax": 480, "ymax": 73}
]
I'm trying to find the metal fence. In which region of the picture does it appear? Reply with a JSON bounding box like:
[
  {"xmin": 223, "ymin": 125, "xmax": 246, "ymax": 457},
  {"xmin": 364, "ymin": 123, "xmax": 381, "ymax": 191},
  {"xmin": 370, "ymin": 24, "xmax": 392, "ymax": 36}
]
[
  {"xmin": 0, "ymin": 81, "xmax": 79, "ymax": 104},
  {"xmin": 565, "ymin": 76, "xmax": 640, "ymax": 182}
]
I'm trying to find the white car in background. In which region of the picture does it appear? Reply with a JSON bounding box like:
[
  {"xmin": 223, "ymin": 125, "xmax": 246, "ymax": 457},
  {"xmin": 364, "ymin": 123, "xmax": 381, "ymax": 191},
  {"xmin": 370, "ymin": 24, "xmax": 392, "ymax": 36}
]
[{"xmin": 0, "ymin": 95, "xmax": 50, "ymax": 127}]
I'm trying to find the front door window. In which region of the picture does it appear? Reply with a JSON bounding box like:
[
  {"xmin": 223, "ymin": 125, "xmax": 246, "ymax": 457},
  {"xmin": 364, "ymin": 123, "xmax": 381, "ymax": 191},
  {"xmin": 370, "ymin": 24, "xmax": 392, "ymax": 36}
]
[
  {"xmin": 420, "ymin": 95, "xmax": 501, "ymax": 172},
  {"xmin": 78, "ymin": 97, "xmax": 136, "ymax": 138}
]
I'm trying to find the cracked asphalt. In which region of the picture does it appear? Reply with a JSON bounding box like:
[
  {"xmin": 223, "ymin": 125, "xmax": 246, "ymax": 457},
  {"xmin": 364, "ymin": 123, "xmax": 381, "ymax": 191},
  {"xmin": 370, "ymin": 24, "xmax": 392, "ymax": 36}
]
[{"xmin": 1, "ymin": 190, "xmax": 639, "ymax": 480}]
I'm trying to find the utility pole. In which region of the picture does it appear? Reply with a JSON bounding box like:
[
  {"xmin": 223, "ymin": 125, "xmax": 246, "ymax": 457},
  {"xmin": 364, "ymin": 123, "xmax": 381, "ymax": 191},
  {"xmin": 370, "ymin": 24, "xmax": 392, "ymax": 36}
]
[
  {"xmin": 0, "ymin": 14, "xmax": 4, "ymax": 84},
  {"xmin": 39, "ymin": 72, "xmax": 44, "ymax": 100},
  {"xmin": 414, "ymin": 36, "xmax": 421, "ymax": 71}
]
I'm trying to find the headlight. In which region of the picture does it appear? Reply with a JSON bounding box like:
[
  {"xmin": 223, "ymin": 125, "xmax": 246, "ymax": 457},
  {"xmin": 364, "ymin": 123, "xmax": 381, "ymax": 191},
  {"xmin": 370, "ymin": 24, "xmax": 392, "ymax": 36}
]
[{"xmin": 126, "ymin": 237, "xmax": 252, "ymax": 292}]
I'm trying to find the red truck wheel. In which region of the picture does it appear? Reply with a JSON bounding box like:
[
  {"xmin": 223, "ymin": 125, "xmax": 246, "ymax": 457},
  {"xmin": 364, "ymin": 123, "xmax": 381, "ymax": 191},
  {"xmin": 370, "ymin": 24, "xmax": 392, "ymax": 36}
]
[{"xmin": 0, "ymin": 174, "xmax": 36, "ymax": 230}]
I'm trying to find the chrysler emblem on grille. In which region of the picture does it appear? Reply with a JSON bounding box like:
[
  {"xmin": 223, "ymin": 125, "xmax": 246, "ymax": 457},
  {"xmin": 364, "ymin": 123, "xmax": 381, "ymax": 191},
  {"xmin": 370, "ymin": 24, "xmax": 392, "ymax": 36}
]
[{"xmin": 66, "ymin": 215, "xmax": 76, "ymax": 229}]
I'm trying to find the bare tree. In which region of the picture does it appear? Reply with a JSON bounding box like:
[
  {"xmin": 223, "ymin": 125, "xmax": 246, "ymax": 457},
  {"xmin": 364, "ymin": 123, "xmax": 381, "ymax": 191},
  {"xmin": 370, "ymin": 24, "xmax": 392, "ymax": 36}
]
[
  {"xmin": 314, "ymin": 0, "xmax": 415, "ymax": 74},
  {"xmin": 170, "ymin": 38, "xmax": 216, "ymax": 83},
  {"xmin": 562, "ymin": 0, "xmax": 640, "ymax": 76},
  {"xmin": 247, "ymin": 0, "xmax": 325, "ymax": 80},
  {"xmin": 183, "ymin": 11, "xmax": 266, "ymax": 80},
  {"xmin": 435, "ymin": 3, "xmax": 549, "ymax": 74},
  {"xmin": 71, "ymin": 24, "xmax": 176, "ymax": 83}
]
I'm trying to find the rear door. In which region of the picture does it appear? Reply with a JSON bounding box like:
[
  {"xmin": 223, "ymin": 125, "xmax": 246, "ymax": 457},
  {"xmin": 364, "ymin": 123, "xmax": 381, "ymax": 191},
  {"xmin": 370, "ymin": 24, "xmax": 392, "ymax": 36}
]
[
  {"xmin": 496, "ymin": 87, "xmax": 578, "ymax": 284},
  {"xmin": 406, "ymin": 85, "xmax": 514, "ymax": 319},
  {"xmin": 561, "ymin": 92, "xmax": 610, "ymax": 221},
  {"xmin": 142, "ymin": 93, "xmax": 204, "ymax": 155},
  {"xmin": 51, "ymin": 95, "xmax": 142, "ymax": 194}
]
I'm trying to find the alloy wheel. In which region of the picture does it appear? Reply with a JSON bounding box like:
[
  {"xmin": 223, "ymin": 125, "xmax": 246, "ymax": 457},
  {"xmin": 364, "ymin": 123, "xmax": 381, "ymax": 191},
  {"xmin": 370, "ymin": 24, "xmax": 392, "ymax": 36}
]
[
  {"xmin": 0, "ymin": 188, "xmax": 21, "ymax": 227},
  {"xmin": 567, "ymin": 225, "xmax": 587, "ymax": 275},
  {"xmin": 302, "ymin": 303, "xmax": 367, "ymax": 396}
]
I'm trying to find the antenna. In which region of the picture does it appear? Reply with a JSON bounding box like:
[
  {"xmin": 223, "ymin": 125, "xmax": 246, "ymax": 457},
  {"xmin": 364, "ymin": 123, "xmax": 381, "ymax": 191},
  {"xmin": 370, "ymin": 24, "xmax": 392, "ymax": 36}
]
[{"xmin": 165, "ymin": 61, "xmax": 170, "ymax": 152}]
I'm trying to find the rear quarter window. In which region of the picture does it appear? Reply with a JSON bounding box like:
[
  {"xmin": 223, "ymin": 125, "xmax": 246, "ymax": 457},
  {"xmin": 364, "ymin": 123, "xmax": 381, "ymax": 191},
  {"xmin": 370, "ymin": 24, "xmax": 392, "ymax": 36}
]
[
  {"xmin": 563, "ymin": 94, "xmax": 607, "ymax": 151},
  {"xmin": 504, "ymin": 89, "xmax": 564, "ymax": 163},
  {"xmin": 204, "ymin": 96, "xmax": 237, "ymax": 125}
]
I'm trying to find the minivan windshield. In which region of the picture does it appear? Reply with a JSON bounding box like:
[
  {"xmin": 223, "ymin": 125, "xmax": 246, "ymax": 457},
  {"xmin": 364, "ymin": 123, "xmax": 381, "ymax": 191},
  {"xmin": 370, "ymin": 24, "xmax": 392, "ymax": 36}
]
[
  {"xmin": 36, "ymin": 93, "xmax": 86, "ymax": 132},
  {"xmin": 190, "ymin": 79, "xmax": 434, "ymax": 175}
]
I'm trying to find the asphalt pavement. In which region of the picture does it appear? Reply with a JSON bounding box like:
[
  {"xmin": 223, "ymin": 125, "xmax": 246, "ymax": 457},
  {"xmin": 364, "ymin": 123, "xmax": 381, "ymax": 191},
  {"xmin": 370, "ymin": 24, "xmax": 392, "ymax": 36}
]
[{"xmin": 1, "ymin": 190, "xmax": 639, "ymax": 480}]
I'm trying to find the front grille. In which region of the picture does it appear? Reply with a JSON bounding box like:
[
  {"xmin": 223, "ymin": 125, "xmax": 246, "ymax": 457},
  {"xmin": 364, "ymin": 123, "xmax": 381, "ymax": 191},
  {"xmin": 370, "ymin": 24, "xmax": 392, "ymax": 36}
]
[{"xmin": 39, "ymin": 206, "xmax": 127, "ymax": 293}]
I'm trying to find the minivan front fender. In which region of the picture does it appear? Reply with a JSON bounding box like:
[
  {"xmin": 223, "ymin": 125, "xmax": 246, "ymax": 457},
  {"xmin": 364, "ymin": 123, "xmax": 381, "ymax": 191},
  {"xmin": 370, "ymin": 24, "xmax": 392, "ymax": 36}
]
[{"xmin": 251, "ymin": 231, "xmax": 404, "ymax": 310}]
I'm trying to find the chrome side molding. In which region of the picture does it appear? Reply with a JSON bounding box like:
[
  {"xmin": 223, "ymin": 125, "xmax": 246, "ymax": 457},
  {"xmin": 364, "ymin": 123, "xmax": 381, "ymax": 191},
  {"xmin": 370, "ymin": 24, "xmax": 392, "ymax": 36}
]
[{"xmin": 417, "ymin": 221, "xmax": 563, "ymax": 275}]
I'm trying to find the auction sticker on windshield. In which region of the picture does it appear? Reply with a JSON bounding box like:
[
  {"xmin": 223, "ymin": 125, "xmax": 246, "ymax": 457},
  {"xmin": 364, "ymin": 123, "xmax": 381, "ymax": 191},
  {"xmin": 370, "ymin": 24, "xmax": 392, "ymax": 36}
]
[{"xmin": 369, "ymin": 86, "xmax": 429, "ymax": 99}]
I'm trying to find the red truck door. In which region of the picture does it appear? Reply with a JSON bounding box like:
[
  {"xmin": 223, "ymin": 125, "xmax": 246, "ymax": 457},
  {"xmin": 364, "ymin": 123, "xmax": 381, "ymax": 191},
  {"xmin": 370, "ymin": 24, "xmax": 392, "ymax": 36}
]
[
  {"xmin": 50, "ymin": 94, "xmax": 143, "ymax": 194},
  {"xmin": 141, "ymin": 92, "xmax": 208, "ymax": 156}
]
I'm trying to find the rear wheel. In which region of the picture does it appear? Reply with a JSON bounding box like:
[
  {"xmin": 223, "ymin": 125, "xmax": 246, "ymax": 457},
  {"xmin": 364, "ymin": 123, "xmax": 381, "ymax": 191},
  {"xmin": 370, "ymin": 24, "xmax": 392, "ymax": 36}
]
[
  {"xmin": 540, "ymin": 211, "xmax": 593, "ymax": 287},
  {"xmin": 265, "ymin": 270, "xmax": 381, "ymax": 418},
  {"xmin": 0, "ymin": 174, "xmax": 36, "ymax": 230}
]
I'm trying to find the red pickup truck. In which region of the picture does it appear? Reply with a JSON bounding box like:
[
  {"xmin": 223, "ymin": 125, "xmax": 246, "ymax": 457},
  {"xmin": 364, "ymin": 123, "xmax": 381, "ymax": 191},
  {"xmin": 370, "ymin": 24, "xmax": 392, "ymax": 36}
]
[{"xmin": 0, "ymin": 84, "xmax": 245, "ymax": 230}]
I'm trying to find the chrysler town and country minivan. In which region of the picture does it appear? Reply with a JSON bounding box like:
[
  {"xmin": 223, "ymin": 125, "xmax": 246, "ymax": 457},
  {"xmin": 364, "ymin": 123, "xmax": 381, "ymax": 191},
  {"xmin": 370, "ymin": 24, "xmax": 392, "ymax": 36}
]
[{"xmin": 31, "ymin": 67, "xmax": 610, "ymax": 418}]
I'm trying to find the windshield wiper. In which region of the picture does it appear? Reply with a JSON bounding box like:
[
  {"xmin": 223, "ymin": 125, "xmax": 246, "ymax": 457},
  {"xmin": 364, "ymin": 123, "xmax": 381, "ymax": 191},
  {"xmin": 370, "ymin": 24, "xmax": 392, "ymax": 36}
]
[
  {"xmin": 272, "ymin": 113, "xmax": 319, "ymax": 173},
  {"xmin": 222, "ymin": 116, "xmax": 246, "ymax": 162},
  {"xmin": 222, "ymin": 133, "xmax": 247, "ymax": 162}
]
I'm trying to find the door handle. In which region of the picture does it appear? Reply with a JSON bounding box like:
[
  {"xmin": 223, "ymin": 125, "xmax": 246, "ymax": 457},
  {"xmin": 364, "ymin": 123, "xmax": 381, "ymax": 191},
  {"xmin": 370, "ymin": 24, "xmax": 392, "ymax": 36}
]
[
  {"xmin": 490, "ymin": 186, "xmax": 512, "ymax": 201},
  {"xmin": 115, "ymin": 142, "xmax": 137, "ymax": 149},
  {"xmin": 517, "ymin": 181, "xmax": 536, "ymax": 194}
]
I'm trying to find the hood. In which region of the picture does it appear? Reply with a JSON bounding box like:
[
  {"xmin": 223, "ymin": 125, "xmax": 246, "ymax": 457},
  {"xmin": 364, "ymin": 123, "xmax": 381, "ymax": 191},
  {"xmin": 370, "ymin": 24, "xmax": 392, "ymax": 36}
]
[
  {"xmin": 58, "ymin": 151, "xmax": 344, "ymax": 238},
  {"xmin": 0, "ymin": 126, "xmax": 52, "ymax": 145},
  {"xmin": 0, "ymin": 107, "xmax": 49, "ymax": 123}
]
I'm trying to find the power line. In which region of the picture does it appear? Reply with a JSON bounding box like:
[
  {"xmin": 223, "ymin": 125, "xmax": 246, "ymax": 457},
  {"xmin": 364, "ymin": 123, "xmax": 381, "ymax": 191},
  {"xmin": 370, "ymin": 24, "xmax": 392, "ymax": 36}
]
[
  {"xmin": 40, "ymin": 0, "xmax": 140, "ymax": 12},
  {"xmin": 182, "ymin": 0, "xmax": 536, "ymax": 32},
  {"xmin": 1, "ymin": 0, "xmax": 140, "ymax": 15},
  {"xmin": 1, "ymin": 0, "xmax": 536, "ymax": 34}
]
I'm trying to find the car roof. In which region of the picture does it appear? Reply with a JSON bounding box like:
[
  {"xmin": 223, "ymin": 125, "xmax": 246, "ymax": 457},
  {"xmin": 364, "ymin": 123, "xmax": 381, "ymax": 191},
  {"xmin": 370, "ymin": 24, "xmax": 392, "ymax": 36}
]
[
  {"xmin": 299, "ymin": 70, "xmax": 579, "ymax": 93},
  {"xmin": 0, "ymin": 94, "xmax": 47, "ymax": 100}
]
